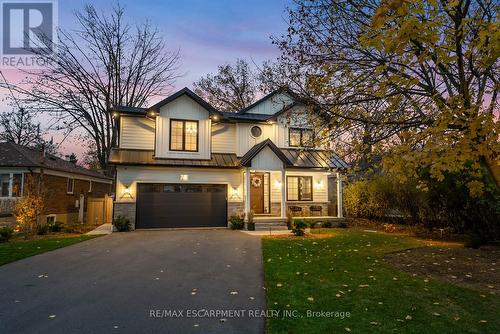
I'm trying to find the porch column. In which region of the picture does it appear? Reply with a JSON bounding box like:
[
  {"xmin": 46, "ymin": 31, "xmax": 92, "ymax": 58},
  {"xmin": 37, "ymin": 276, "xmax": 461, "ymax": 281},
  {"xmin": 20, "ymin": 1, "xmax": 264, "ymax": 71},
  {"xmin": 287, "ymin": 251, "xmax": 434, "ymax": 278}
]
[
  {"xmin": 245, "ymin": 167, "xmax": 251, "ymax": 222},
  {"xmin": 281, "ymin": 170, "xmax": 286, "ymax": 218},
  {"xmin": 336, "ymin": 171, "xmax": 343, "ymax": 218}
]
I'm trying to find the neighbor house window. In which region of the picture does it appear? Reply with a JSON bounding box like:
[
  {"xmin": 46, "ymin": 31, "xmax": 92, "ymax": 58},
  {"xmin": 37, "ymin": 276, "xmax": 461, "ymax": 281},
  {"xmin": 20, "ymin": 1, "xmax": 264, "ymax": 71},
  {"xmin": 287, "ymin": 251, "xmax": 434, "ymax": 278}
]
[
  {"xmin": 46, "ymin": 215, "xmax": 56, "ymax": 224},
  {"xmin": 169, "ymin": 119, "xmax": 198, "ymax": 152},
  {"xmin": 287, "ymin": 176, "xmax": 313, "ymax": 201},
  {"xmin": 289, "ymin": 128, "xmax": 314, "ymax": 147},
  {"xmin": 0, "ymin": 173, "xmax": 23, "ymax": 198},
  {"xmin": 67, "ymin": 178, "xmax": 74, "ymax": 194}
]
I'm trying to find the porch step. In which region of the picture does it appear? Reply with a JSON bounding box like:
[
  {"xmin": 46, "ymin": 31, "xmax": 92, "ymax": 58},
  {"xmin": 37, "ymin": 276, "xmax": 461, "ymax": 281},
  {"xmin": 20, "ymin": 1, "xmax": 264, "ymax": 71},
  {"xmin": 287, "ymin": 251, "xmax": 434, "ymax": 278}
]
[{"xmin": 254, "ymin": 223, "xmax": 289, "ymax": 231}]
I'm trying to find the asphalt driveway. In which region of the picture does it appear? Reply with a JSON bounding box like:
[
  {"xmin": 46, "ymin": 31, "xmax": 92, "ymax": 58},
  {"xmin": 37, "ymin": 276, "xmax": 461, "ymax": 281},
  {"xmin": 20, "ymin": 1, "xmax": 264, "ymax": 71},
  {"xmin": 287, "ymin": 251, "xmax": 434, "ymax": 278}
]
[{"xmin": 0, "ymin": 230, "xmax": 265, "ymax": 334}]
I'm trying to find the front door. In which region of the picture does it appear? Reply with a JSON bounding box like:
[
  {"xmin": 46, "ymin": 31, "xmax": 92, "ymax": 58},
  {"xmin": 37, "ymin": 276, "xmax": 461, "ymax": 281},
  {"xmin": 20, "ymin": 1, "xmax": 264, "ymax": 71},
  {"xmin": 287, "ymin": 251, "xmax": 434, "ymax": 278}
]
[{"xmin": 250, "ymin": 173, "xmax": 264, "ymax": 213}]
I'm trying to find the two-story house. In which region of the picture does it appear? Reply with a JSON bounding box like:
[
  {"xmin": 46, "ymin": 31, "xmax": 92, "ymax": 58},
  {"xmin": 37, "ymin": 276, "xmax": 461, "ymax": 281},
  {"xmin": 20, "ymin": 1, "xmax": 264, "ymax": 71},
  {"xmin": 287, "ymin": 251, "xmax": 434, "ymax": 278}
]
[{"xmin": 109, "ymin": 87, "xmax": 347, "ymax": 229}]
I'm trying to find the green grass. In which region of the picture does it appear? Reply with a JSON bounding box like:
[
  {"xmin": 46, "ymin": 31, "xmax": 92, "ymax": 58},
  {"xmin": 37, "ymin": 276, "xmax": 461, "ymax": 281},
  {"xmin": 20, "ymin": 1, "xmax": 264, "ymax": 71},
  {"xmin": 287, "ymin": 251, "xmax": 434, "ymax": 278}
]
[
  {"xmin": 263, "ymin": 229, "xmax": 500, "ymax": 334},
  {"xmin": 0, "ymin": 235, "xmax": 98, "ymax": 266}
]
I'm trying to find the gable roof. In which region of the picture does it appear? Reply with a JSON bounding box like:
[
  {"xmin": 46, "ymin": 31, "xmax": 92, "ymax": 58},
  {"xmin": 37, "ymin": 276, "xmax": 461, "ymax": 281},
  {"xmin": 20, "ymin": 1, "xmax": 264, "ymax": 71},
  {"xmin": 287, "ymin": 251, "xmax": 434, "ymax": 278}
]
[
  {"xmin": 238, "ymin": 88, "xmax": 295, "ymax": 114},
  {"xmin": 240, "ymin": 139, "xmax": 293, "ymax": 167},
  {"xmin": 0, "ymin": 141, "xmax": 111, "ymax": 180},
  {"xmin": 148, "ymin": 87, "xmax": 221, "ymax": 116}
]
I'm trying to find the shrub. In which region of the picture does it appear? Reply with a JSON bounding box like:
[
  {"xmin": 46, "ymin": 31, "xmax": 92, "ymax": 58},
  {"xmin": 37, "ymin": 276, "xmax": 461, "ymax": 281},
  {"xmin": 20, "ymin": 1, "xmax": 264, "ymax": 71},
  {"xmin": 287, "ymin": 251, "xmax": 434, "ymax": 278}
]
[
  {"xmin": 247, "ymin": 210, "xmax": 255, "ymax": 231},
  {"xmin": 292, "ymin": 220, "xmax": 308, "ymax": 236},
  {"xmin": 48, "ymin": 221, "xmax": 63, "ymax": 233},
  {"xmin": 0, "ymin": 226, "xmax": 14, "ymax": 243},
  {"xmin": 229, "ymin": 213, "xmax": 244, "ymax": 230},
  {"xmin": 321, "ymin": 221, "xmax": 332, "ymax": 228},
  {"xmin": 36, "ymin": 223, "xmax": 48, "ymax": 235},
  {"xmin": 12, "ymin": 175, "xmax": 45, "ymax": 236},
  {"xmin": 113, "ymin": 215, "xmax": 131, "ymax": 232}
]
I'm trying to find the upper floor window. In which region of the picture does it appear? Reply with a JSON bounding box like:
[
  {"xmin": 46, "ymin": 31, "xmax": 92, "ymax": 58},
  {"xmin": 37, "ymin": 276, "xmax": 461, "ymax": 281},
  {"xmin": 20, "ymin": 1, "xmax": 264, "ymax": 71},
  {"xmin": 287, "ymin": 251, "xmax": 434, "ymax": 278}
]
[
  {"xmin": 250, "ymin": 126, "xmax": 262, "ymax": 138},
  {"xmin": 170, "ymin": 119, "xmax": 198, "ymax": 152},
  {"xmin": 289, "ymin": 128, "xmax": 314, "ymax": 147},
  {"xmin": 0, "ymin": 173, "xmax": 23, "ymax": 198}
]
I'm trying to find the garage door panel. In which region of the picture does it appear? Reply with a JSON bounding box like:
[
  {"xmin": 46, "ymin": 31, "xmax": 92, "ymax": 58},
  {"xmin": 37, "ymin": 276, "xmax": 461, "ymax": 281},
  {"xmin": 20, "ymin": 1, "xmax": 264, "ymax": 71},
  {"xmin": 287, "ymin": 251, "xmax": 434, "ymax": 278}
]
[{"xmin": 136, "ymin": 183, "xmax": 227, "ymax": 229}]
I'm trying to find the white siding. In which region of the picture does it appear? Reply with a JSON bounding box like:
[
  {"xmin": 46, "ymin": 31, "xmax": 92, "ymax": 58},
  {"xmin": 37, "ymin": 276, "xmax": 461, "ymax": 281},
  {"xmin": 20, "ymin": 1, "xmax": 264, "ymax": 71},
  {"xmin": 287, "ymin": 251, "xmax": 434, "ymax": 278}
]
[
  {"xmin": 212, "ymin": 123, "xmax": 236, "ymax": 153},
  {"xmin": 250, "ymin": 146, "xmax": 284, "ymax": 171},
  {"xmin": 245, "ymin": 93, "xmax": 294, "ymax": 115},
  {"xmin": 115, "ymin": 166, "xmax": 244, "ymax": 203},
  {"xmin": 120, "ymin": 117, "xmax": 155, "ymax": 150},
  {"xmin": 236, "ymin": 123, "xmax": 276, "ymax": 156},
  {"xmin": 155, "ymin": 95, "xmax": 211, "ymax": 159}
]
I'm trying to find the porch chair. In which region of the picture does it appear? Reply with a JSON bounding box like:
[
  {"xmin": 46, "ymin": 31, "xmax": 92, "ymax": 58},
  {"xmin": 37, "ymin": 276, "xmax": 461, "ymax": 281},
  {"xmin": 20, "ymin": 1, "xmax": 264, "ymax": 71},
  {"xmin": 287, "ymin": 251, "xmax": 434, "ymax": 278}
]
[
  {"xmin": 288, "ymin": 206, "xmax": 303, "ymax": 217},
  {"xmin": 310, "ymin": 205, "xmax": 323, "ymax": 217}
]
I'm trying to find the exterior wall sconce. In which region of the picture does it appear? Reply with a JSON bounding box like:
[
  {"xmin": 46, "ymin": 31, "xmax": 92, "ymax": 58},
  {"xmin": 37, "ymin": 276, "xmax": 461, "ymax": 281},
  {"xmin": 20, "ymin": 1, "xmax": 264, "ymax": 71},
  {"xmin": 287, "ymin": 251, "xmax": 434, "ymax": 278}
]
[
  {"xmin": 230, "ymin": 187, "xmax": 241, "ymax": 200},
  {"xmin": 314, "ymin": 180, "xmax": 324, "ymax": 190},
  {"xmin": 274, "ymin": 180, "xmax": 282, "ymax": 189},
  {"xmin": 122, "ymin": 186, "xmax": 133, "ymax": 199},
  {"xmin": 180, "ymin": 174, "xmax": 189, "ymax": 181}
]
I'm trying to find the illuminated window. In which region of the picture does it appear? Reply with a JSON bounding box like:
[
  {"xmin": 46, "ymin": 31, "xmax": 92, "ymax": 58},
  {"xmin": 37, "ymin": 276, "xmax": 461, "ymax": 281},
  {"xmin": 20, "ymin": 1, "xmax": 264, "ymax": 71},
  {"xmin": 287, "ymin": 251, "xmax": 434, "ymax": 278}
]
[
  {"xmin": 170, "ymin": 119, "xmax": 198, "ymax": 152},
  {"xmin": 287, "ymin": 176, "xmax": 313, "ymax": 201},
  {"xmin": 289, "ymin": 128, "xmax": 314, "ymax": 147}
]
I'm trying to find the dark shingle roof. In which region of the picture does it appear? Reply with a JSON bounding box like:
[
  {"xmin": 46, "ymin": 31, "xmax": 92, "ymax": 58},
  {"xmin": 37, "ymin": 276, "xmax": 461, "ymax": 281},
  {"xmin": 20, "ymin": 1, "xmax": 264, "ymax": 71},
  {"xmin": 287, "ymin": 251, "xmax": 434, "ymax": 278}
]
[
  {"xmin": 220, "ymin": 112, "xmax": 274, "ymax": 122},
  {"xmin": 113, "ymin": 106, "xmax": 147, "ymax": 115},
  {"xmin": 0, "ymin": 141, "xmax": 112, "ymax": 180},
  {"xmin": 109, "ymin": 149, "xmax": 240, "ymax": 168}
]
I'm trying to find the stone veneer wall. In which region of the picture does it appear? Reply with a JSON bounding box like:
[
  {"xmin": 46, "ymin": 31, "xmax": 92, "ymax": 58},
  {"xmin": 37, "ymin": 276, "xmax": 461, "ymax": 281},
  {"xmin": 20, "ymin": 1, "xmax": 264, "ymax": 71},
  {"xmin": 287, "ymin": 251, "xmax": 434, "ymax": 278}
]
[
  {"xmin": 114, "ymin": 202, "xmax": 136, "ymax": 229},
  {"xmin": 228, "ymin": 202, "xmax": 244, "ymax": 217}
]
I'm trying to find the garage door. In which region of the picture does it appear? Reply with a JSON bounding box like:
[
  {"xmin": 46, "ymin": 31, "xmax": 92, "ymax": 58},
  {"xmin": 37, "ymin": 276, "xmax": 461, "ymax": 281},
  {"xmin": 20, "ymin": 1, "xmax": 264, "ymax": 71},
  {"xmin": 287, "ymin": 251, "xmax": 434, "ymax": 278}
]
[{"xmin": 136, "ymin": 183, "xmax": 227, "ymax": 229}]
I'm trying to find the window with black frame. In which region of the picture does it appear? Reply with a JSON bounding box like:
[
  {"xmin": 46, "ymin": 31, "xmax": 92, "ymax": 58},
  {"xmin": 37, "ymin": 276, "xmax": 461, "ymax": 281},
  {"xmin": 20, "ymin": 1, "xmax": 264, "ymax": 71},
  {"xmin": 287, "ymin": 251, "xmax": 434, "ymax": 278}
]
[
  {"xmin": 170, "ymin": 119, "xmax": 198, "ymax": 152},
  {"xmin": 289, "ymin": 128, "xmax": 314, "ymax": 147},
  {"xmin": 286, "ymin": 176, "xmax": 313, "ymax": 201}
]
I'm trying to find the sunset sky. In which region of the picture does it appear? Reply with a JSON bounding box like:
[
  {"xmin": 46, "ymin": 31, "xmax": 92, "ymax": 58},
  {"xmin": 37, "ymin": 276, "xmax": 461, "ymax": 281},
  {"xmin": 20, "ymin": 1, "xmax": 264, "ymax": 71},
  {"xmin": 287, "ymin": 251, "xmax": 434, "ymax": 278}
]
[{"xmin": 0, "ymin": 0, "xmax": 289, "ymax": 158}]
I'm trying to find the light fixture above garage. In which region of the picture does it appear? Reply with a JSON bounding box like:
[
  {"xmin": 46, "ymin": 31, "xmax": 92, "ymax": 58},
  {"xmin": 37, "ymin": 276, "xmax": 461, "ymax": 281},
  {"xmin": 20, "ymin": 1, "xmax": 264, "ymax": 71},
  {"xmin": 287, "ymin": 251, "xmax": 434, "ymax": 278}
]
[{"xmin": 180, "ymin": 174, "xmax": 189, "ymax": 181}]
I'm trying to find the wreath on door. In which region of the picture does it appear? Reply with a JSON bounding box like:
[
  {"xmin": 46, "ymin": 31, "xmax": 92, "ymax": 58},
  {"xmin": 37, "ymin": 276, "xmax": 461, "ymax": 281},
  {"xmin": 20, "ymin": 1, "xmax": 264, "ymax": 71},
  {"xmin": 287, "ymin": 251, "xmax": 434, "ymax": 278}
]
[{"xmin": 251, "ymin": 176, "xmax": 262, "ymax": 188}]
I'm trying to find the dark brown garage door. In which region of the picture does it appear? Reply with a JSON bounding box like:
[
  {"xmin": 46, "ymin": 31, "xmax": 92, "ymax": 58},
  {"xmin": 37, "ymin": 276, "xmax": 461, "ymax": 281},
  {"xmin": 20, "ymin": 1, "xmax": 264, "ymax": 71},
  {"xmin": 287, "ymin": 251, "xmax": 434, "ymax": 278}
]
[{"xmin": 136, "ymin": 183, "xmax": 227, "ymax": 229}]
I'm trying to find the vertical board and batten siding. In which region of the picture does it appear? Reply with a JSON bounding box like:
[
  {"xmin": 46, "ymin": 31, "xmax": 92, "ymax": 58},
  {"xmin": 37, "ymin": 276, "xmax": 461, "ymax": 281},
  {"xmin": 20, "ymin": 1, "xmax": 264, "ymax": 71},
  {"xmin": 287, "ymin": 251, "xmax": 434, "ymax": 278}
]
[
  {"xmin": 115, "ymin": 166, "xmax": 244, "ymax": 203},
  {"xmin": 245, "ymin": 93, "xmax": 294, "ymax": 115},
  {"xmin": 250, "ymin": 146, "xmax": 284, "ymax": 171},
  {"xmin": 212, "ymin": 123, "xmax": 236, "ymax": 153},
  {"xmin": 119, "ymin": 117, "xmax": 155, "ymax": 150},
  {"xmin": 155, "ymin": 95, "xmax": 211, "ymax": 160},
  {"xmin": 236, "ymin": 123, "xmax": 277, "ymax": 157}
]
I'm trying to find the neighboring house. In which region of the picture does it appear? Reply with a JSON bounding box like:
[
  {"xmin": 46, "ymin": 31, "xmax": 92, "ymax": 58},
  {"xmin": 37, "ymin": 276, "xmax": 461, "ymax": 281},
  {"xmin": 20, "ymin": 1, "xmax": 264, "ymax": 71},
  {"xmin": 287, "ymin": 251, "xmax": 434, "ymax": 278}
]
[
  {"xmin": 0, "ymin": 141, "xmax": 113, "ymax": 225},
  {"xmin": 110, "ymin": 87, "xmax": 347, "ymax": 229}
]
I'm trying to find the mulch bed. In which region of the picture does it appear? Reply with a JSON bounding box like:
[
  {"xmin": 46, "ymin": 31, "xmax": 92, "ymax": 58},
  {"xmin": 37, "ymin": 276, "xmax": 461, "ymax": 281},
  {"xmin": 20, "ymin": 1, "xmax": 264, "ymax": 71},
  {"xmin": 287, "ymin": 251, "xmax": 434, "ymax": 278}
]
[{"xmin": 385, "ymin": 246, "xmax": 500, "ymax": 294}]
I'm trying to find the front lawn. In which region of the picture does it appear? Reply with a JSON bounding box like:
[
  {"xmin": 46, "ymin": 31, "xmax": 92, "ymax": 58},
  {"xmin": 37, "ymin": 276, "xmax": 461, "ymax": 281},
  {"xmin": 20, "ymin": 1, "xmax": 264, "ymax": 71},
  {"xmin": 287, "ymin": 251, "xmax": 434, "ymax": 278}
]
[
  {"xmin": 263, "ymin": 229, "xmax": 500, "ymax": 333},
  {"xmin": 0, "ymin": 235, "xmax": 98, "ymax": 266}
]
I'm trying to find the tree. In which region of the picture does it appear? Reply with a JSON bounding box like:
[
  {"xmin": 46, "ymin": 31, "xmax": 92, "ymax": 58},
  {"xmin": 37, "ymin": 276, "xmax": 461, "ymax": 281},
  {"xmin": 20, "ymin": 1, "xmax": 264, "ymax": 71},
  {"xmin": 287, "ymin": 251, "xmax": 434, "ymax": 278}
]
[
  {"xmin": 12, "ymin": 174, "xmax": 45, "ymax": 236},
  {"xmin": 0, "ymin": 108, "xmax": 41, "ymax": 146},
  {"xmin": 271, "ymin": 0, "xmax": 499, "ymax": 194},
  {"xmin": 193, "ymin": 59, "xmax": 259, "ymax": 112},
  {"xmin": 9, "ymin": 3, "xmax": 181, "ymax": 172}
]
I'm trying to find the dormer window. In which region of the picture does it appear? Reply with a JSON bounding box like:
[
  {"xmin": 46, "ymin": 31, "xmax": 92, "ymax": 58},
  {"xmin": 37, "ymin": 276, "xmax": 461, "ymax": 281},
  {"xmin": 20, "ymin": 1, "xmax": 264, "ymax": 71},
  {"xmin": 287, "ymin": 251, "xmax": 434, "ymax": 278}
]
[
  {"xmin": 289, "ymin": 128, "xmax": 314, "ymax": 147},
  {"xmin": 170, "ymin": 119, "xmax": 198, "ymax": 152}
]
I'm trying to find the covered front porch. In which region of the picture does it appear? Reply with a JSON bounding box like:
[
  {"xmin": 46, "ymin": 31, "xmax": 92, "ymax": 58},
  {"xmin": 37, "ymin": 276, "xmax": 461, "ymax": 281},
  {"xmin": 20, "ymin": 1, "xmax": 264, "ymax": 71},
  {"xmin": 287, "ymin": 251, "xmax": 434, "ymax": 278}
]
[
  {"xmin": 239, "ymin": 139, "xmax": 346, "ymax": 230},
  {"xmin": 243, "ymin": 168, "xmax": 344, "ymax": 226}
]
